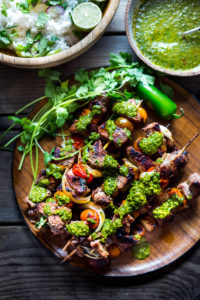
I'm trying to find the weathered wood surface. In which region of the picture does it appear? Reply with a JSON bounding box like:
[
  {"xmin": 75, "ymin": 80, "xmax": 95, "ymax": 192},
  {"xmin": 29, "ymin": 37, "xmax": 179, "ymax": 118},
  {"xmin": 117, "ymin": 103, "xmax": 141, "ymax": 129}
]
[
  {"xmin": 0, "ymin": 0, "xmax": 200, "ymax": 298},
  {"xmin": 0, "ymin": 226, "xmax": 200, "ymax": 300}
]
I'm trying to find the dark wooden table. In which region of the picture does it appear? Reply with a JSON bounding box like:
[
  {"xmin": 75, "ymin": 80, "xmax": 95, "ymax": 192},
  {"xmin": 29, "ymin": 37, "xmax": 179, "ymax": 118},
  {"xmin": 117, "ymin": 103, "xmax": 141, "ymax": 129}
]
[{"xmin": 0, "ymin": 1, "xmax": 200, "ymax": 299}]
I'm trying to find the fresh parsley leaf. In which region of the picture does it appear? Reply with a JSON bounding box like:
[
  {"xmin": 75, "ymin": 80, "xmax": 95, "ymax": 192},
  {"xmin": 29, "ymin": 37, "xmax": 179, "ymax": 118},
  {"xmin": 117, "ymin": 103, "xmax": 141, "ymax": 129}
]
[
  {"xmin": 16, "ymin": 1, "xmax": 30, "ymax": 14},
  {"xmin": 0, "ymin": 29, "xmax": 13, "ymax": 49},
  {"xmin": 35, "ymin": 216, "xmax": 47, "ymax": 229},
  {"xmin": 39, "ymin": 69, "xmax": 61, "ymax": 81},
  {"xmin": 1, "ymin": 2, "xmax": 7, "ymax": 17},
  {"xmin": 109, "ymin": 52, "xmax": 133, "ymax": 67}
]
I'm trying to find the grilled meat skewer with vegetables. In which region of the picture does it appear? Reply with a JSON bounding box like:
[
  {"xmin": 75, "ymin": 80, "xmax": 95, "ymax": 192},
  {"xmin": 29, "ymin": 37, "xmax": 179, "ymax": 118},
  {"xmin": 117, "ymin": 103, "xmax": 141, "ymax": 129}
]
[{"xmin": 23, "ymin": 88, "xmax": 198, "ymax": 264}]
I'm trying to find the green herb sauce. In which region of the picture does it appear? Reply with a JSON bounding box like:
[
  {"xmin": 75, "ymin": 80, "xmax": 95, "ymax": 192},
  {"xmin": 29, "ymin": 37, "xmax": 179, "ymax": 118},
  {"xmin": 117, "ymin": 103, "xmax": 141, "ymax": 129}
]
[
  {"xmin": 132, "ymin": 237, "xmax": 151, "ymax": 260},
  {"xmin": 116, "ymin": 172, "xmax": 161, "ymax": 220},
  {"xmin": 46, "ymin": 198, "xmax": 56, "ymax": 203},
  {"xmin": 153, "ymin": 193, "xmax": 184, "ymax": 219},
  {"xmin": 55, "ymin": 208, "xmax": 72, "ymax": 222},
  {"xmin": 66, "ymin": 221, "xmax": 90, "ymax": 237},
  {"xmin": 103, "ymin": 155, "xmax": 118, "ymax": 170},
  {"xmin": 76, "ymin": 113, "xmax": 93, "ymax": 132},
  {"xmin": 103, "ymin": 176, "xmax": 117, "ymax": 196},
  {"xmin": 105, "ymin": 120, "xmax": 117, "ymax": 141},
  {"xmin": 46, "ymin": 164, "xmax": 63, "ymax": 180},
  {"xmin": 134, "ymin": 0, "xmax": 200, "ymax": 71},
  {"xmin": 54, "ymin": 193, "xmax": 71, "ymax": 206},
  {"xmin": 76, "ymin": 105, "xmax": 101, "ymax": 132},
  {"xmin": 139, "ymin": 132, "xmax": 163, "ymax": 155},
  {"xmin": 37, "ymin": 178, "xmax": 49, "ymax": 187},
  {"xmin": 29, "ymin": 186, "xmax": 49, "ymax": 203},
  {"xmin": 82, "ymin": 147, "xmax": 90, "ymax": 162},
  {"xmin": 112, "ymin": 102, "xmax": 137, "ymax": 117},
  {"xmin": 43, "ymin": 204, "xmax": 52, "ymax": 216},
  {"xmin": 119, "ymin": 165, "xmax": 129, "ymax": 177},
  {"xmin": 94, "ymin": 173, "xmax": 161, "ymax": 243}
]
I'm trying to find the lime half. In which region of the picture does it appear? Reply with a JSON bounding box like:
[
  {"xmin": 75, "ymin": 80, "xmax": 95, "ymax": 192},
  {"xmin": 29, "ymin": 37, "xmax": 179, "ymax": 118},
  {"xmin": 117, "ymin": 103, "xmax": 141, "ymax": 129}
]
[{"xmin": 72, "ymin": 3, "xmax": 102, "ymax": 31}]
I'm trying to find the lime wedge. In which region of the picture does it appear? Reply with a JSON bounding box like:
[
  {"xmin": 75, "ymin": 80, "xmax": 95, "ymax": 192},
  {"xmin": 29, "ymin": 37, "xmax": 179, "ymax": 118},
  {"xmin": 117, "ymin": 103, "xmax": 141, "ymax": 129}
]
[{"xmin": 72, "ymin": 3, "xmax": 102, "ymax": 31}]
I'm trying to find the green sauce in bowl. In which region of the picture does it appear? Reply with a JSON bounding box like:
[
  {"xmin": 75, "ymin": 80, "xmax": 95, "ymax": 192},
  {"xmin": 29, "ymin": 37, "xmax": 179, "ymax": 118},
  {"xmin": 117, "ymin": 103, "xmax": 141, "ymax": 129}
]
[{"xmin": 133, "ymin": 0, "xmax": 200, "ymax": 71}]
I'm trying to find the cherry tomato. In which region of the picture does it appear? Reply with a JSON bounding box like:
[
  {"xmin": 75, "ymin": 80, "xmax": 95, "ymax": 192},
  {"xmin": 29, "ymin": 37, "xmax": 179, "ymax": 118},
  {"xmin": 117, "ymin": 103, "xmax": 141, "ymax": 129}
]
[
  {"xmin": 147, "ymin": 166, "xmax": 155, "ymax": 172},
  {"xmin": 108, "ymin": 244, "xmax": 121, "ymax": 258},
  {"xmin": 81, "ymin": 108, "xmax": 91, "ymax": 116},
  {"xmin": 73, "ymin": 137, "xmax": 85, "ymax": 150},
  {"xmin": 80, "ymin": 209, "xmax": 100, "ymax": 229},
  {"xmin": 72, "ymin": 163, "xmax": 93, "ymax": 183},
  {"xmin": 115, "ymin": 117, "xmax": 134, "ymax": 132},
  {"xmin": 121, "ymin": 199, "xmax": 126, "ymax": 206},
  {"xmin": 138, "ymin": 107, "xmax": 148, "ymax": 123},
  {"xmin": 168, "ymin": 188, "xmax": 183, "ymax": 198}
]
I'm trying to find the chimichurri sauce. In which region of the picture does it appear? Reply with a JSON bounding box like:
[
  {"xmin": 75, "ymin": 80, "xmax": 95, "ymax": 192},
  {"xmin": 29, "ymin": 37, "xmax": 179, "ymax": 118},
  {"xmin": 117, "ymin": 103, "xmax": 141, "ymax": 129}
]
[{"xmin": 133, "ymin": 0, "xmax": 200, "ymax": 71}]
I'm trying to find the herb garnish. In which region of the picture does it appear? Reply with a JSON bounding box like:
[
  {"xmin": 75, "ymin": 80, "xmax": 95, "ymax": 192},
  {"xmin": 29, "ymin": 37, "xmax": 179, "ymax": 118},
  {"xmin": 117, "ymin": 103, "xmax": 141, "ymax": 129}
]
[{"xmin": 0, "ymin": 53, "xmax": 154, "ymax": 183}]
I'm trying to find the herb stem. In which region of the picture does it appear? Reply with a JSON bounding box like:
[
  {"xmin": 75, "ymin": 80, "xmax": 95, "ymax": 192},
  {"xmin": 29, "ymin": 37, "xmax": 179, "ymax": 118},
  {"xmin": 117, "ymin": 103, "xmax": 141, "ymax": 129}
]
[
  {"xmin": 16, "ymin": 96, "xmax": 46, "ymax": 115},
  {"xmin": 0, "ymin": 124, "xmax": 15, "ymax": 141},
  {"xmin": 4, "ymin": 132, "xmax": 22, "ymax": 147}
]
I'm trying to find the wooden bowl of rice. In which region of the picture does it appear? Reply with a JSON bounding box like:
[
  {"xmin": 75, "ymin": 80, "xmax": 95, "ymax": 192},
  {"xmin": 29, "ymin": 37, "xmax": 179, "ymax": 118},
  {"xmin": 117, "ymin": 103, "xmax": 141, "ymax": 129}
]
[{"xmin": 0, "ymin": 0, "xmax": 120, "ymax": 69}]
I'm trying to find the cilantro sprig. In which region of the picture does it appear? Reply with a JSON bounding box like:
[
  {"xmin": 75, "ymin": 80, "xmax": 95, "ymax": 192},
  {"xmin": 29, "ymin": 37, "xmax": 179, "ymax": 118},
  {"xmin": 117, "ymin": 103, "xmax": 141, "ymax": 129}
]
[{"xmin": 0, "ymin": 53, "xmax": 155, "ymax": 182}]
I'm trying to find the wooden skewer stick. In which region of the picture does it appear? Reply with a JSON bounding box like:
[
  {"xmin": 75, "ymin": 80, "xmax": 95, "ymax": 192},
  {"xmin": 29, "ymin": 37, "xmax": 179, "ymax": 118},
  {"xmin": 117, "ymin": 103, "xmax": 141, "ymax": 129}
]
[
  {"xmin": 136, "ymin": 100, "xmax": 143, "ymax": 109},
  {"xmin": 90, "ymin": 249, "xmax": 96, "ymax": 255},
  {"xmin": 103, "ymin": 140, "xmax": 111, "ymax": 150},
  {"xmin": 62, "ymin": 237, "xmax": 74, "ymax": 251},
  {"xmin": 62, "ymin": 249, "xmax": 77, "ymax": 263},
  {"xmin": 179, "ymin": 132, "xmax": 199, "ymax": 155}
]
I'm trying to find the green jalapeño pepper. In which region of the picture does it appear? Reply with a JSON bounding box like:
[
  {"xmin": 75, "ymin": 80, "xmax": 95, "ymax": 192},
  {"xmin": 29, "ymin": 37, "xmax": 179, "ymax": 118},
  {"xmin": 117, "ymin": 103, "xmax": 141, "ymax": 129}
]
[{"xmin": 137, "ymin": 83, "xmax": 184, "ymax": 120}]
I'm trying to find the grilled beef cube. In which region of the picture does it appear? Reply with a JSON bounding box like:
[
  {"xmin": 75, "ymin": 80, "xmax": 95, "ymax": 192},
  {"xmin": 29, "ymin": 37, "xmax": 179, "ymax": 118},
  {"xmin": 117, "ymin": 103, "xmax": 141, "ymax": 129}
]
[
  {"xmin": 178, "ymin": 173, "xmax": 200, "ymax": 200},
  {"xmin": 88, "ymin": 140, "xmax": 106, "ymax": 169},
  {"xmin": 126, "ymin": 99, "xmax": 143, "ymax": 124},
  {"xmin": 98, "ymin": 122, "xmax": 129, "ymax": 148},
  {"xmin": 157, "ymin": 150, "xmax": 189, "ymax": 179},
  {"xmin": 48, "ymin": 215, "xmax": 66, "ymax": 236},
  {"xmin": 115, "ymin": 227, "xmax": 138, "ymax": 246},
  {"xmin": 88, "ymin": 94, "xmax": 110, "ymax": 115},
  {"xmin": 144, "ymin": 122, "xmax": 175, "ymax": 151},
  {"xmin": 69, "ymin": 120, "xmax": 79, "ymax": 135},
  {"xmin": 35, "ymin": 169, "xmax": 59, "ymax": 191},
  {"xmin": 66, "ymin": 168, "xmax": 90, "ymax": 196},
  {"xmin": 92, "ymin": 186, "xmax": 112, "ymax": 207},
  {"xmin": 90, "ymin": 240, "xmax": 109, "ymax": 259},
  {"xmin": 121, "ymin": 214, "xmax": 135, "ymax": 235},
  {"xmin": 69, "ymin": 94, "xmax": 109, "ymax": 135},
  {"xmin": 116, "ymin": 175, "xmax": 129, "ymax": 193},
  {"xmin": 126, "ymin": 146, "xmax": 155, "ymax": 172},
  {"xmin": 52, "ymin": 146, "xmax": 76, "ymax": 169},
  {"xmin": 143, "ymin": 122, "xmax": 161, "ymax": 134}
]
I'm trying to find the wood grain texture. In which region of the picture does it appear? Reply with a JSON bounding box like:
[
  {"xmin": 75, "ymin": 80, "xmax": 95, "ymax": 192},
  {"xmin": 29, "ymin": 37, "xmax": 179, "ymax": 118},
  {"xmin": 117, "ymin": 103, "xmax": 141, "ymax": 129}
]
[
  {"xmin": 13, "ymin": 77, "xmax": 200, "ymax": 277},
  {"xmin": 0, "ymin": 35, "xmax": 200, "ymax": 114},
  {"xmin": 0, "ymin": 0, "xmax": 120, "ymax": 69},
  {"xmin": 0, "ymin": 226, "xmax": 200, "ymax": 300}
]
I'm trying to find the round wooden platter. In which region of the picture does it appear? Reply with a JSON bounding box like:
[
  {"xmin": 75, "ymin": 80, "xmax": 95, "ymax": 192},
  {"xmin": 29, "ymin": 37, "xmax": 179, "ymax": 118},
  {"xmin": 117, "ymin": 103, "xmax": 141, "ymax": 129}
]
[{"xmin": 13, "ymin": 77, "xmax": 200, "ymax": 277}]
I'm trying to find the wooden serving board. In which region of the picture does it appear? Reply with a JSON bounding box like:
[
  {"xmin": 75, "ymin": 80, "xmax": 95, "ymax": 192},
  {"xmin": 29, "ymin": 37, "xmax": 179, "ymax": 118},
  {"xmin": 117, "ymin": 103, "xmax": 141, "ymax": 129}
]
[{"xmin": 13, "ymin": 77, "xmax": 200, "ymax": 277}]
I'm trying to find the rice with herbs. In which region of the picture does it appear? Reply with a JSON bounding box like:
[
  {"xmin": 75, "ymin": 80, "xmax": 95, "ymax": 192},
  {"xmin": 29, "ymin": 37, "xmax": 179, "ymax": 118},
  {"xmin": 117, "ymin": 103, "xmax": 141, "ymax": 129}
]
[{"xmin": 0, "ymin": 0, "xmax": 90, "ymax": 57}]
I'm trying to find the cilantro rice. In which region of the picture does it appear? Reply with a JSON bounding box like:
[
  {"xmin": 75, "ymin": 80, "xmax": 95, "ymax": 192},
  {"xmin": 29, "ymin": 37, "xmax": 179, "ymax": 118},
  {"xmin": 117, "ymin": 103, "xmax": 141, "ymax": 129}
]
[{"xmin": 0, "ymin": 0, "xmax": 94, "ymax": 57}]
